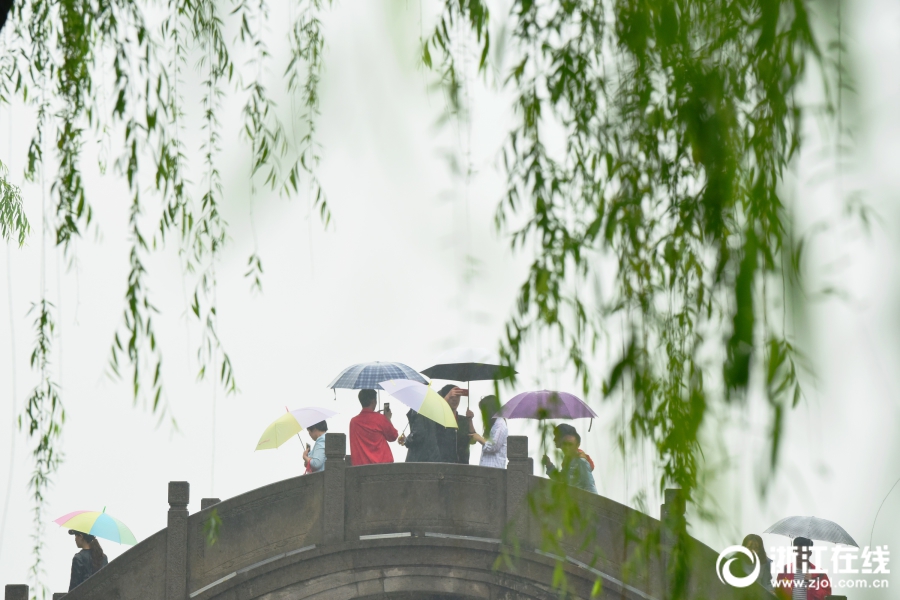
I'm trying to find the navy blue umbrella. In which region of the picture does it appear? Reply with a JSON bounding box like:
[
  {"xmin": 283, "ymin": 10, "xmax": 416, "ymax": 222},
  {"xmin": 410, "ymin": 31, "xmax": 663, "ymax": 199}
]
[{"xmin": 327, "ymin": 361, "xmax": 428, "ymax": 391}]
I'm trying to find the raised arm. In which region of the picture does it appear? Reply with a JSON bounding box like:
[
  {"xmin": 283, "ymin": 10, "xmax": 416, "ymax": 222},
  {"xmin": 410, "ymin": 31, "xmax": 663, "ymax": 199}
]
[
  {"xmin": 482, "ymin": 420, "xmax": 508, "ymax": 455},
  {"xmin": 381, "ymin": 413, "xmax": 399, "ymax": 442}
]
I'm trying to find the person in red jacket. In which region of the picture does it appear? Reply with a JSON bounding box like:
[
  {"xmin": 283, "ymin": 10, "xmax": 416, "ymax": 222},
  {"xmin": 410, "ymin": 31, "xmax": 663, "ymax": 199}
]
[
  {"xmin": 349, "ymin": 389, "xmax": 399, "ymax": 465},
  {"xmin": 775, "ymin": 537, "xmax": 832, "ymax": 600}
]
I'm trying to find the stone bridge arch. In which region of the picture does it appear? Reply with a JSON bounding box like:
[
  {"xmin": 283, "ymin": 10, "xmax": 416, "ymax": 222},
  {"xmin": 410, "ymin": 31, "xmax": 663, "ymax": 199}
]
[{"xmin": 7, "ymin": 435, "xmax": 771, "ymax": 600}]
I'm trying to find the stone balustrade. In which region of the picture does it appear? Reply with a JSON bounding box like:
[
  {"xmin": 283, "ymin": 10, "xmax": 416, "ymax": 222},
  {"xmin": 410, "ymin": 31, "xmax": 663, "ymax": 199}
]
[{"xmin": 6, "ymin": 434, "xmax": 778, "ymax": 600}]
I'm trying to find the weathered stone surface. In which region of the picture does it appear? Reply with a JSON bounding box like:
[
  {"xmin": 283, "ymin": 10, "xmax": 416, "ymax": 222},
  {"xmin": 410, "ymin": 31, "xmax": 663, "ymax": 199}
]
[
  {"xmin": 167, "ymin": 481, "xmax": 190, "ymax": 600},
  {"xmin": 4, "ymin": 585, "xmax": 28, "ymax": 600},
  {"xmin": 345, "ymin": 463, "xmax": 505, "ymax": 539},
  {"xmin": 186, "ymin": 474, "xmax": 324, "ymax": 590},
  {"xmin": 506, "ymin": 435, "xmax": 531, "ymax": 544},
  {"xmin": 168, "ymin": 481, "xmax": 190, "ymax": 508},
  {"xmin": 507, "ymin": 435, "xmax": 528, "ymax": 459},
  {"xmin": 201, "ymin": 498, "xmax": 221, "ymax": 510},
  {"xmin": 324, "ymin": 433, "xmax": 347, "ymax": 544}
]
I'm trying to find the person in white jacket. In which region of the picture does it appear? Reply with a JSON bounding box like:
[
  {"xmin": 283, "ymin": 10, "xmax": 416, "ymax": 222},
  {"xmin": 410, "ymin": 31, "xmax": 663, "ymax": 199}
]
[{"xmin": 470, "ymin": 395, "xmax": 508, "ymax": 468}]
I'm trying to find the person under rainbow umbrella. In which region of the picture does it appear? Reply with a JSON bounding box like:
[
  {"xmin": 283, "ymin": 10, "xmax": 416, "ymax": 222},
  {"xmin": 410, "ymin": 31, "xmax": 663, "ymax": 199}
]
[{"xmin": 54, "ymin": 507, "xmax": 137, "ymax": 545}]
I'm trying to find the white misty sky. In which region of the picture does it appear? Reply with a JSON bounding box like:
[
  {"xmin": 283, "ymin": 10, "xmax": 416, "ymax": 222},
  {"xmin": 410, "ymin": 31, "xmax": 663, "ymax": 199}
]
[{"xmin": 1, "ymin": 1, "xmax": 899, "ymax": 597}]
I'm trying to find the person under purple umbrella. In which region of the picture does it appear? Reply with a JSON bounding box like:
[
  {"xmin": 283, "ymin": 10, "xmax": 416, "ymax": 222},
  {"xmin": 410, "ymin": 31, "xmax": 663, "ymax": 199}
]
[
  {"xmin": 542, "ymin": 425, "xmax": 597, "ymax": 493},
  {"xmin": 497, "ymin": 389, "xmax": 598, "ymax": 492}
]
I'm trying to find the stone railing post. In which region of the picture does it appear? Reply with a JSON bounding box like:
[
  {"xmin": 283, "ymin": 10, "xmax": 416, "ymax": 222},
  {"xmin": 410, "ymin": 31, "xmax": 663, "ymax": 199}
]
[
  {"xmin": 52, "ymin": 594, "xmax": 66, "ymax": 600},
  {"xmin": 323, "ymin": 433, "xmax": 346, "ymax": 544},
  {"xmin": 506, "ymin": 435, "xmax": 532, "ymax": 544},
  {"xmin": 5, "ymin": 585, "xmax": 28, "ymax": 600},
  {"xmin": 200, "ymin": 498, "xmax": 220, "ymax": 510},
  {"xmin": 660, "ymin": 488, "xmax": 685, "ymax": 548},
  {"xmin": 660, "ymin": 488, "xmax": 686, "ymax": 595},
  {"xmin": 166, "ymin": 481, "xmax": 190, "ymax": 600}
]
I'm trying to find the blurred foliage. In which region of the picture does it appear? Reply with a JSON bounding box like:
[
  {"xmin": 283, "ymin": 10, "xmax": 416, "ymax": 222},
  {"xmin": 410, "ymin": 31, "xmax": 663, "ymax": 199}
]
[
  {"xmin": 203, "ymin": 508, "xmax": 222, "ymax": 547},
  {"xmin": 21, "ymin": 300, "xmax": 64, "ymax": 600},
  {"xmin": 0, "ymin": 159, "xmax": 29, "ymax": 246},
  {"xmin": 0, "ymin": 0, "xmax": 851, "ymax": 596},
  {"xmin": 426, "ymin": 0, "xmax": 841, "ymax": 597},
  {"xmin": 0, "ymin": 0, "xmax": 330, "ymax": 593}
]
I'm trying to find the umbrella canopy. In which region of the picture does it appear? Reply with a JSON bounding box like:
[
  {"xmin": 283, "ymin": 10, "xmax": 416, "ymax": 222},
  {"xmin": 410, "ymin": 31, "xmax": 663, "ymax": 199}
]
[
  {"xmin": 54, "ymin": 509, "xmax": 137, "ymax": 545},
  {"xmin": 328, "ymin": 361, "xmax": 427, "ymax": 390},
  {"xmin": 498, "ymin": 390, "xmax": 598, "ymax": 420},
  {"xmin": 256, "ymin": 407, "xmax": 338, "ymax": 451},
  {"xmin": 380, "ymin": 379, "xmax": 458, "ymax": 428},
  {"xmin": 420, "ymin": 347, "xmax": 516, "ymax": 382},
  {"xmin": 764, "ymin": 516, "xmax": 859, "ymax": 547}
]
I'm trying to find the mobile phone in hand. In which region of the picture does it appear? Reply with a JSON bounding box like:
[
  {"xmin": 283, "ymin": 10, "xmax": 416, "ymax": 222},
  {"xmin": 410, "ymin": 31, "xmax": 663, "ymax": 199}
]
[
  {"xmin": 457, "ymin": 389, "xmax": 469, "ymax": 396},
  {"xmin": 306, "ymin": 444, "xmax": 311, "ymax": 452}
]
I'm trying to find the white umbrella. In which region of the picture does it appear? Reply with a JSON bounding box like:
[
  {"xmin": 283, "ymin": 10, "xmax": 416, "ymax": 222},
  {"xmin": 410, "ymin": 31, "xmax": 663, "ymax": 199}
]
[
  {"xmin": 380, "ymin": 379, "xmax": 458, "ymax": 428},
  {"xmin": 764, "ymin": 516, "xmax": 859, "ymax": 547},
  {"xmin": 290, "ymin": 407, "xmax": 339, "ymax": 428}
]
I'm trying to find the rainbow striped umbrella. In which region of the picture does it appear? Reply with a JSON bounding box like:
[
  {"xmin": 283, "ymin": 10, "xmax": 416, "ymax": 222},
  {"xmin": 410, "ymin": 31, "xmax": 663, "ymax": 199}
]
[{"xmin": 54, "ymin": 508, "xmax": 137, "ymax": 545}]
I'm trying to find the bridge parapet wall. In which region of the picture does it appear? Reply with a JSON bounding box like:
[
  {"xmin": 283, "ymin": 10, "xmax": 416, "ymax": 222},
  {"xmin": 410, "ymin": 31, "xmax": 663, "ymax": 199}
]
[
  {"xmin": 13, "ymin": 433, "xmax": 773, "ymax": 600},
  {"xmin": 185, "ymin": 470, "xmax": 325, "ymax": 593}
]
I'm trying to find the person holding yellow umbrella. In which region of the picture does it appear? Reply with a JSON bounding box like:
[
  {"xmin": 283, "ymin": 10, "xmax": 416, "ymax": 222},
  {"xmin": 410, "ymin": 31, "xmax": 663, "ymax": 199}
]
[
  {"xmin": 256, "ymin": 407, "xmax": 338, "ymax": 474},
  {"xmin": 302, "ymin": 420, "xmax": 328, "ymax": 473}
]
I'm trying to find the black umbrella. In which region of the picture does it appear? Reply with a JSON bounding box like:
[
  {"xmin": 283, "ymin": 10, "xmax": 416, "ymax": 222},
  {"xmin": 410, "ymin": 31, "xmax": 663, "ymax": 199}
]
[{"xmin": 420, "ymin": 347, "xmax": 516, "ymax": 408}]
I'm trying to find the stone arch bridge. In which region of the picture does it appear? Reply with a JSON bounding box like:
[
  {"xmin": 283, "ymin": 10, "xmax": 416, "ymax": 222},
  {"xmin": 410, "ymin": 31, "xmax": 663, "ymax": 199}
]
[{"xmin": 6, "ymin": 434, "xmax": 771, "ymax": 600}]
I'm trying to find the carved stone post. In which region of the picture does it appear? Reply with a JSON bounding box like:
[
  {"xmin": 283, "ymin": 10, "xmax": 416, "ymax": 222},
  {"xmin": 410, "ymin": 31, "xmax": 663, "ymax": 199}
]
[
  {"xmin": 166, "ymin": 481, "xmax": 190, "ymax": 600},
  {"xmin": 200, "ymin": 498, "xmax": 220, "ymax": 510},
  {"xmin": 506, "ymin": 435, "xmax": 532, "ymax": 545},
  {"xmin": 660, "ymin": 488, "xmax": 686, "ymax": 597},
  {"xmin": 52, "ymin": 594, "xmax": 67, "ymax": 600},
  {"xmin": 323, "ymin": 433, "xmax": 346, "ymax": 544},
  {"xmin": 4, "ymin": 585, "xmax": 28, "ymax": 600},
  {"xmin": 660, "ymin": 488, "xmax": 685, "ymax": 547}
]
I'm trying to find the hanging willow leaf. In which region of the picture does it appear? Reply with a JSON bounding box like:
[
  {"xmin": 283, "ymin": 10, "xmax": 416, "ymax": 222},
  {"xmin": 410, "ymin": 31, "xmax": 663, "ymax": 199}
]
[
  {"xmin": 427, "ymin": 0, "xmax": 839, "ymax": 596},
  {"xmin": 0, "ymin": 160, "xmax": 30, "ymax": 246}
]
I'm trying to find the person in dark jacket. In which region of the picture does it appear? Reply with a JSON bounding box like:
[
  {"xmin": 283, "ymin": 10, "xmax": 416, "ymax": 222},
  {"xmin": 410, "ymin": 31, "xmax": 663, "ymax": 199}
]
[
  {"xmin": 402, "ymin": 407, "xmax": 442, "ymax": 462},
  {"xmin": 68, "ymin": 530, "xmax": 108, "ymax": 591},
  {"xmin": 434, "ymin": 384, "xmax": 475, "ymax": 463}
]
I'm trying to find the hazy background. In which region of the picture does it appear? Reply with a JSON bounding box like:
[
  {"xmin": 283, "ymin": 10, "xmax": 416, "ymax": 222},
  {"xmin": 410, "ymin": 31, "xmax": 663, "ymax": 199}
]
[{"xmin": 1, "ymin": 1, "xmax": 899, "ymax": 597}]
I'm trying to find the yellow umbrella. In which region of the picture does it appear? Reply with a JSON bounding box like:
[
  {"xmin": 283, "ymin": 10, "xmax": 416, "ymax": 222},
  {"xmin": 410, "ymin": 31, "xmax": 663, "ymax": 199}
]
[
  {"xmin": 380, "ymin": 379, "xmax": 458, "ymax": 428},
  {"xmin": 256, "ymin": 407, "xmax": 338, "ymax": 450}
]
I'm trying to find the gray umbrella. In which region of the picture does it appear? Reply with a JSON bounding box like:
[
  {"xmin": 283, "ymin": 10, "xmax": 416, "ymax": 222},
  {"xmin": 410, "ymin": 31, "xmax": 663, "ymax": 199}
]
[{"xmin": 764, "ymin": 516, "xmax": 859, "ymax": 547}]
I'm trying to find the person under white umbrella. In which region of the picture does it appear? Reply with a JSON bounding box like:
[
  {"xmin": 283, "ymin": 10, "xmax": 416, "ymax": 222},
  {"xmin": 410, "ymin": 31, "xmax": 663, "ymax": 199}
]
[{"xmin": 764, "ymin": 516, "xmax": 855, "ymax": 600}]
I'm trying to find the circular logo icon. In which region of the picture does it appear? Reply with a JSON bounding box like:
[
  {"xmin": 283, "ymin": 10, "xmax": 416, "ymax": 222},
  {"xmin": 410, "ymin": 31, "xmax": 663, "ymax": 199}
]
[{"xmin": 716, "ymin": 545, "xmax": 760, "ymax": 588}]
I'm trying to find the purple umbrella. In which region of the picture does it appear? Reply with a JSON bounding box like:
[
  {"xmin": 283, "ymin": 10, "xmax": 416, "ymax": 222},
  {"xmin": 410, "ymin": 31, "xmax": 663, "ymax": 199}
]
[{"xmin": 498, "ymin": 390, "xmax": 598, "ymax": 420}]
